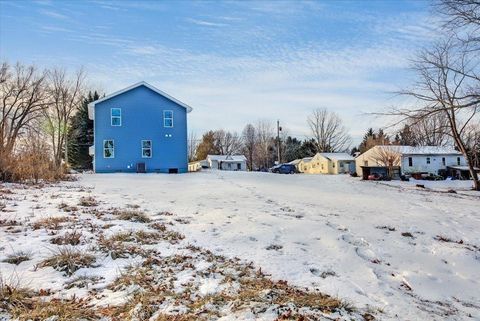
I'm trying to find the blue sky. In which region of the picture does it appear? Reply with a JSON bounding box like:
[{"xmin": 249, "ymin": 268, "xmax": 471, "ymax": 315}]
[{"xmin": 0, "ymin": 0, "xmax": 438, "ymax": 145}]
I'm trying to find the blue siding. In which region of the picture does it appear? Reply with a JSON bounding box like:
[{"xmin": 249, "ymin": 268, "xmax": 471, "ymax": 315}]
[{"xmin": 94, "ymin": 85, "xmax": 188, "ymax": 173}]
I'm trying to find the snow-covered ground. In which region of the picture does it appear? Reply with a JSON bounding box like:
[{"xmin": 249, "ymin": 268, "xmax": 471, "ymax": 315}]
[{"xmin": 1, "ymin": 171, "xmax": 479, "ymax": 320}]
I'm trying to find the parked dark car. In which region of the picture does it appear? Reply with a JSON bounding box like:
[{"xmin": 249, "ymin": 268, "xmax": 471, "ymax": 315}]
[{"xmin": 270, "ymin": 164, "xmax": 297, "ymax": 174}]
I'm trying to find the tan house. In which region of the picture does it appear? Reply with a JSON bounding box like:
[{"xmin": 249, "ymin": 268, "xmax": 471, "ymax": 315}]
[{"xmin": 297, "ymin": 157, "xmax": 313, "ymax": 173}]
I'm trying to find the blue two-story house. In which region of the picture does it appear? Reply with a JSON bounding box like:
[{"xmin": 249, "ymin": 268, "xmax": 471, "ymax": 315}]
[{"xmin": 87, "ymin": 81, "xmax": 193, "ymax": 173}]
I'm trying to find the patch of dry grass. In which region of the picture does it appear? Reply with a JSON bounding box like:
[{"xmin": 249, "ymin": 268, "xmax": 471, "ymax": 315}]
[
  {"xmin": 150, "ymin": 222, "xmax": 167, "ymax": 231},
  {"xmin": 78, "ymin": 196, "xmax": 98, "ymax": 207},
  {"xmin": 32, "ymin": 216, "xmax": 68, "ymax": 230},
  {"xmin": 58, "ymin": 202, "xmax": 78, "ymax": 212},
  {"xmin": 134, "ymin": 230, "xmax": 163, "ymax": 244},
  {"xmin": 114, "ymin": 209, "xmax": 150, "ymax": 223},
  {"xmin": 2, "ymin": 251, "xmax": 31, "ymax": 265},
  {"xmin": 0, "ymin": 219, "xmax": 21, "ymax": 227},
  {"xmin": 40, "ymin": 247, "xmax": 96, "ymax": 276},
  {"xmin": 103, "ymin": 291, "xmax": 166, "ymax": 320},
  {"xmin": 153, "ymin": 314, "xmax": 198, "ymax": 321},
  {"xmin": 50, "ymin": 230, "xmax": 83, "ymax": 245},
  {"xmin": 98, "ymin": 233, "xmax": 150, "ymax": 259},
  {"xmin": 11, "ymin": 298, "xmax": 97, "ymax": 321},
  {"xmin": 160, "ymin": 230, "xmax": 185, "ymax": 244},
  {"xmin": 0, "ymin": 278, "xmax": 35, "ymax": 312}
]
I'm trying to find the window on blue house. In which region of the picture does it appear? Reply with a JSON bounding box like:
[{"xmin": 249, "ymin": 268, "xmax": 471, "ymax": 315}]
[
  {"xmin": 164, "ymin": 110, "xmax": 173, "ymax": 127},
  {"xmin": 111, "ymin": 108, "xmax": 121, "ymax": 126},
  {"xmin": 142, "ymin": 140, "xmax": 152, "ymax": 158},
  {"xmin": 103, "ymin": 140, "xmax": 114, "ymax": 158}
]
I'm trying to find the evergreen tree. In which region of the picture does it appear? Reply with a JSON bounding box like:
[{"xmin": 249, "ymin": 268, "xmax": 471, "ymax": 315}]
[
  {"xmin": 298, "ymin": 139, "xmax": 317, "ymax": 158},
  {"xmin": 67, "ymin": 91, "xmax": 98, "ymax": 169},
  {"xmin": 350, "ymin": 146, "xmax": 360, "ymax": 156},
  {"xmin": 396, "ymin": 124, "xmax": 417, "ymax": 146},
  {"xmin": 359, "ymin": 128, "xmax": 375, "ymax": 153},
  {"xmin": 283, "ymin": 136, "xmax": 302, "ymax": 162}
]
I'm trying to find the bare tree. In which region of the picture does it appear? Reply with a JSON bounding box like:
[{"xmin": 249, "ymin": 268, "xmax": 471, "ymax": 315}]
[
  {"xmin": 390, "ymin": 41, "xmax": 480, "ymax": 189},
  {"xmin": 407, "ymin": 113, "xmax": 451, "ymax": 146},
  {"xmin": 371, "ymin": 146, "xmax": 402, "ymax": 179},
  {"xmin": 438, "ymin": 0, "xmax": 480, "ymax": 48},
  {"xmin": 463, "ymin": 123, "xmax": 480, "ymax": 167},
  {"xmin": 187, "ymin": 131, "xmax": 199, "ymax": 162},
  {"xmin": 213, "ymin": 129, "xmax": 243, "ymax": 155},
  {"xmin": 43, "ymin": 68, "xmax": 85, "ymax": 168},
  {"xmin": 0, "ymin": 62, "xmax": 49, "ymax": 175},
  {"xmin": 307, "ymin": 108, "xmax": 351, "ymax": 152},
  {"xmin": 242, "ymin": 123, "xmax": 256, "ymax": 170},
  {"xmin": 255, "ymin": 120, "xmax": 275, "ymax": 169}
]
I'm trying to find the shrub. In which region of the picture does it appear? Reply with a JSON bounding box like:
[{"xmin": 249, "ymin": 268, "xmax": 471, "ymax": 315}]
[
  {"xmin": 0, "ymin": 132, "xmax": 65, "ymax": 184},
  {"xmin": 40, "ymin": 247, "xmax": 96, "ymax": 276}
]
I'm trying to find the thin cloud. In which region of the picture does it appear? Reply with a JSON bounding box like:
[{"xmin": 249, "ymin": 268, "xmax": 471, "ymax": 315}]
[
  {"xmin": 39, "ymin": 9, "xmax": 68, "ymax": 20},
  {"xmin": 186, "ymin": 18, "xmax": 227, "ymax": 27}
]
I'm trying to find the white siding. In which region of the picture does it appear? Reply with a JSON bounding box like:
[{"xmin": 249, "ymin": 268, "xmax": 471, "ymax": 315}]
[{"xmin": 401, "ymin": 155, "xmax": 466, "ymax": 174}]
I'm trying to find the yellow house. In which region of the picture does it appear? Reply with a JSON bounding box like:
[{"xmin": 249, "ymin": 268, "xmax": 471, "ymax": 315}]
[
  {"xmin": 302, "ymin": 153, "xmax": 355, "ymax": 174},
  {"xmin": 297, "ymin": 157, "xmax": 313, "ymax": 173}
]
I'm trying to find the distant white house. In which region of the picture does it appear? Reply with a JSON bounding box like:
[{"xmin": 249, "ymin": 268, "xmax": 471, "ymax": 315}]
[
  {"xmin": 206, "ymin": 155, "xmax": 247, "ymax": 171},
  {"xmin": 296, "ymin": 153, "xmax": 355, "ymax": 174},
  {"xmin": 355, "ymin": 145, "xmax": 466, "ymax": 178}
]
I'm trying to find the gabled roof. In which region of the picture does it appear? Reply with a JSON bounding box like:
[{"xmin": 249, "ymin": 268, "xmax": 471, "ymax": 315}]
[
  {"xmin": 88, "ymin": 81, "xmax": 193, "ymax": 120},
  {"xmin": 288, "ymin": 159, "xmax": 302, "ymax": 165},
  {"xmin": 319, "ymin": 152, "xmax": 355, "ymax": 161},
  {"xmin": 207, "ymin": 155, "xmax": 247, "ymax": 162},
  {"xmin": 374, "ymin": 145, "xmax": 462, "ymax": 155}
]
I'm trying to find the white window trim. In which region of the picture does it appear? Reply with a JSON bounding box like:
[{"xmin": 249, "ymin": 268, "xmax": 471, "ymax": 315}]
[
  {"xmin": 141, "ymin": 140, "xmax": 152, "ymax": 158},
  {"xmin": 111, "ymin": 108, "xmax": 122, "ymax": 126},
  {"xmin": 103, "ymin": 139, "xmax": 115, "ymax": 158},
  {"xmin": 163, "ymin": 110, "xmax": 173, "ymax": 128}
]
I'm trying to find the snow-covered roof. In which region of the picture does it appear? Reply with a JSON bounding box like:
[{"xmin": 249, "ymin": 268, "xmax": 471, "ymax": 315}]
[
  {"xmin": 319, "ymin": 152, "xmax": 355, "ymax": 161},
  {"xmin": 288, "ymin": 159, "xmax": 302, "ymax": 165},
  {"xmin": 376, "ymin": 145, "xmax": 462, "ymax": 155},
  {"xmin": 88, "ymin": 81, "xmax": 193, "ymax": 120},
  {"xmin": 301, "ymin": 157, "xmax": 313, "ymax": 163},
  {"xmin": 207, "ymin": 155, "xmax": 247, "ymax": 162}
]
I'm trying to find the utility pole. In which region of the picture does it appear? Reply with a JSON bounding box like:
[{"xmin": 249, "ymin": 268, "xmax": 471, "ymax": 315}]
[{"xmin": 277, "ymin": 120, "xmax": 282, "ymax": 164}]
